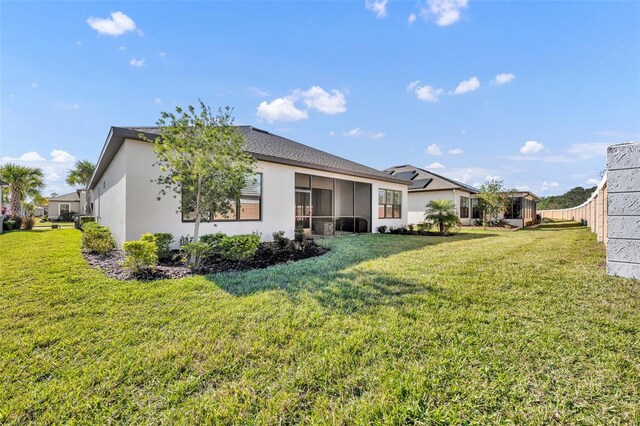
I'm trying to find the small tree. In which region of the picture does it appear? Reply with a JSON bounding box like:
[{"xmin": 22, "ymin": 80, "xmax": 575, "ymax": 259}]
[
  {"xmin": 424, "ymin": 199, "xmax": 459, "ymax": 235},
  {"xmin": 477, "ymin": 179, "xmax": 513, "ymax": 227},
  {"xmin": 144, "ymin": 100, "xmax": 256, "ymax": 265},
  {"xmin": 0, "ymin": 163, "xmax": 44, "ymax": 219},
  {"xmin": 66, "ymin": 160, "xmax": 96, "ymax": 214}
]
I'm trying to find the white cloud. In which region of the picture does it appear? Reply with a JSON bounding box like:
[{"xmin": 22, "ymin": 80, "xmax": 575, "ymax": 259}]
[
  {"xmin": 420, "ymin": 0, "xmax": 468, "ymax": 26},
  {"xmin": 294, "ymin": 86, "xmax": 347, "ymax": 115},
  {"xmin": 0, "ymin": 150, "xmax": 78, "ymax": 195},
  {"xmin": 1, "ymin": 151, "xmax": 46, "ymax": 162},
  {"xmin": 426, "ymin": 162, "xmax": 445, "ymax": 169},
  {"xmin": 586, "ymin": 178, "xmax": 600, "ymax": 185},
  {"xmin": 159, "ymin": 52, "xmax": 166, "ymax": 59},
  {"xmin": 415, "ymin": 85, "xmax": 444, "ymax": 102},
  {"xmin": 257, "ymin": 98, "xmax": 308, "ymax": 123},
  {"xmin": 87, "ymin": 11, "xmax": 137, "ymax": 36},
  {"xmin": 516, "ymin": 185, "xmax": 529, "ymax": 191},
  {"xmin": 445, "ymin": 166, "xmax": 496, "ymax": 184},
  {"xmin": 75, "ymin": 40, "xmax": 82, "ymax": 46},
  {"xmin": 248, "ymin": 86, "xmax": 269, "ymax": 97},
  {"xmin": 365, "ymin": 0, "xmax": 388, "ymax": 18},
  {"xmin": 425, "ymin": 143, "xmax": 443, "ymax": 156},
  {"xmin": 130, "ymin": 57, "xmax": 146, "ymax": 67},
  {"xmin": 31, "ymin": 82, "xmax": 38, "ymax": 88},
  {"xmin": 519, "ymin": 140, "xmax": 545, "ymax": 154},
  {"xmin": 343, "ymin": 128, "xmax": 385, "ymax": 139},
  {"xmin": 485, "ymin": 174, "xmax": 501, "ymax": 181},
  {"xmin": 51, "ymin": 149, "xmax": 76, "ymax": 163},
  {"xmin": 406, "ymin": 80, "xmax": 421, "ymax": 91},
  {"xmin": 493, "ymin": 73, "xmax": 516, "ymax": 85},
  {"xmin": 451, "ymin": 76, "xmax": 480, "ymax": 95},
  {"xmin": 408, "ymin": 13, "xmax": 417, "ymax": 24},
  {"xmin": 329, "ymin": 131, "xmax": 336, "ymax": 136},
  {"xmin": 448, "ymin": 148, "xmax": 463, "ymax": 155},
  {"xmin": 542, "ymin": 181, "xmax": 560, "ymax": 189},
  {"xmin": 154, "ymin": 98, "xmax": 162, "ymax": 104},
  {"xmin": 118, "ymin": 46, "xmax": 127, "ymax": 51}
]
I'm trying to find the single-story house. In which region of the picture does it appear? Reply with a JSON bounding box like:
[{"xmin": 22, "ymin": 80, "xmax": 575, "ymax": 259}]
[
  {"xmin": 48, "ymin": 191, "xmax": 81, "ymax": 220},
  {"xmin": 88, "ymin": 126, "xmax": 409, "ymax": 246},
  {"xmin": 384, "ymin": 164, "xmax": 540, "ymax": 228}
]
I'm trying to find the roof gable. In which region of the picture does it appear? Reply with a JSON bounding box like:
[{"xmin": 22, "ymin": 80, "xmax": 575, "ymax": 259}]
[{"xmin": 384, "ymin": 164, "xmax": 479, "ymax": 193}]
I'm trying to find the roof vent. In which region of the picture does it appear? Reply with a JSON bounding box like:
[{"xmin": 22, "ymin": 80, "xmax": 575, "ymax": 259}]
[{"xmin": 251, "ymin": 127, "xmax": 270, "ymax": 135}]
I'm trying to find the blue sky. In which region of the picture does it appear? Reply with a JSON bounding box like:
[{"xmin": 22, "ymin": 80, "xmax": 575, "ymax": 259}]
[{"xmin": 2, "ymin": 0, "xmax": 639, "ymax": 196}]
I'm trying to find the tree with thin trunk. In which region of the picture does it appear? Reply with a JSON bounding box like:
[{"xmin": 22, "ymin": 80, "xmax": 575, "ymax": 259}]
[
  {"xmin": 424, "ymin": 199, "xmax": 459, "ymax": 235},
  {"xmin": 477, "ymin": 179, "xmax": 513, "ymax": 227},
  {"xmin": 0, "ymin": 163, "xmax": 45, "ymax": 219},
  {"xmin": 66, "ymin": 160, "xmax": 96, "ymax": 214},
  {"xmin": 143, "ymin": 101, "xmax": 255, "ymax": 265}
]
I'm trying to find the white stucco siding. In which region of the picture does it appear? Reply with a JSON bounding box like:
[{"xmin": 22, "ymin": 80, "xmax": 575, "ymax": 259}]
[
  {"xmin": 94, "ymin": 143, "xmax": 127, "ymax": 245},
  {"xmin": 454, "ymin": 190, "xmax": 474, "ymax": 226},
  {"xmin": 406, "ymin": 190, "xmax": 456, "ymax": 225},
  {"xmin": 117, "ymin": 139, "xmax": 407, "ymax": 246},
  {"xmin": 48, "ymin": 200, "xmax": 81, "ymax": 219}
]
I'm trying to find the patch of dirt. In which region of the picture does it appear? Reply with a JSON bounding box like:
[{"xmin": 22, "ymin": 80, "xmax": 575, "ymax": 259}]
[{"xmin": 83, "ymin": 242, "xmax": 329, "ymax": 281}]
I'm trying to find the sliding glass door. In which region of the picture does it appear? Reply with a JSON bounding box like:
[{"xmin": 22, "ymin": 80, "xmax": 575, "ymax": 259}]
[{"xmin": 295, "ymin": 173, "xmax": 371, "ymax": 236}]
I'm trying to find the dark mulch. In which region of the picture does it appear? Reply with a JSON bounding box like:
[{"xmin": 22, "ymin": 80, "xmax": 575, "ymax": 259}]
[{"xmin": 83, "ymin": 242, "xmax": 329, "ymax": 281}]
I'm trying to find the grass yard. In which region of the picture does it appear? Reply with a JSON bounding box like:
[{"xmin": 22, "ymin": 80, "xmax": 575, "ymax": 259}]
[
  {"xmin": 32, "ymin": 220, "xmax": 74, "ymax": 228},
  {"xmin": 1, "ymin": 223, "xmax": 638, "ymax": 424}
]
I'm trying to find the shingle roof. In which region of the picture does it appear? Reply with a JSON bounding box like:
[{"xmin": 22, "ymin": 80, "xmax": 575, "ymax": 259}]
[
  {"xmin": 49, "ymin": 191, "xmax": 80, "ymax": 202},
  {"xmin": 89, "ymin": 126, "xmax": 406, "ymax": 188},
  {"xmin": 383, "ymin": 164, "xmax": 480, "ymax": 193}
]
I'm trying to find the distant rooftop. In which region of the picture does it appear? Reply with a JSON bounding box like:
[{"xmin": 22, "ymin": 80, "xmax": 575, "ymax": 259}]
[{"xmin": 383, "ymin": 164, "xmax": 480, "ymax": 193}]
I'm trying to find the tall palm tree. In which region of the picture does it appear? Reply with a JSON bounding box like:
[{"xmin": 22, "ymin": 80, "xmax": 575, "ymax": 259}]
[
  {"xmin": 0, "ymin": 163, "xmax": 45, "ymax": 218},
  {"xmin": 66, "ymin": 160, "xmax": 96, "ymax": 214},
  {"xmin": 424, "ymin": 199, "xmax": 460, "ymax": 235}
]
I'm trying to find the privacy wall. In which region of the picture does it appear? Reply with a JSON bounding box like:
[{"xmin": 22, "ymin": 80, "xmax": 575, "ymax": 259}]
[{"xmin": 540, "ymin": 142, "xmax": 640, "ymax": 279}]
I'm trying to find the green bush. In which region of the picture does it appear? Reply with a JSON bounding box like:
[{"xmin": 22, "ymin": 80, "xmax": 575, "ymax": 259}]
[
  {"xmin": 123, "ymin": 239, "xmax": 158, "ymax": 274},
  {"xmin": 219, "ymin": 234, "xmax": 260, "ymax": 261},
  {"xmin": 272, "ymin": 230, "xmax": 290, "ymax": 249},
  {"xmin": 181, "ymin": 242, "xmax": 210, "ymax": 270},
  {"xmin": 376, "ymin": 225, "xmax": 388, "ymax": 234},
  {"xmin": 294, "ymin": 226, "xmax": 306, "ymax": 243},
  {"xmin": 82, "ymin": 222, "xmax": 116, "ymax": 254},
  {"xmin": 12, "ymin": 217, "xmax": 23, "ymax": 230},
  {"xmin": 58, "ymin": 211, "xmax": 76, "ymax": 222},
  {"xmin": 200, "ymin": 232, "xmax": 226, "ymax": 252},
  {"xmin": 4, "ymin": 220, "xmax": 16, "ymax": 231},
  {"xmin": 152, "ymin": 233, "xmax": 174, "ymax": 260},
  {"xmin": 76, "ymin": 216, "xmax": 96, "ymax": 230},
  {"xmin": 22, "ymin": 216, "xmax": 35, "ymax": 230}
]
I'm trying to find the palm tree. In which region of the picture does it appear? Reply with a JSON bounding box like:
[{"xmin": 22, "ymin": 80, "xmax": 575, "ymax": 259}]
[
  {"xmin": 66, "ymin": 160, "xmax": 96, "ymax": 214},
  {"xmin": 0, "ymin": 163, "xmax": 45, "ymax": 219},
  {"xmin": 424, "ymin": 199, "xmax": 460, "ymax": 235}
]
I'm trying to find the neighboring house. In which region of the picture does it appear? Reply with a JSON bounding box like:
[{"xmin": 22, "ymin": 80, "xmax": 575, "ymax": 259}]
[
  {"xmin": 48, "ymin": 192, "xmax": 81, "ymax": 220},
  {"xmin": 89, "ymin": 126, "xmax": 409, "ymax": 246},
  {"xmin": 0, "ymin": 180, "xmax": 7, "ymax": 234},
  {"xmin": 384, "ymin": 164, "xmax": 540, "ymax": 228},
  {"xmin": 384, "ymin": 165, "xmax": 480, "ymax": 225}
]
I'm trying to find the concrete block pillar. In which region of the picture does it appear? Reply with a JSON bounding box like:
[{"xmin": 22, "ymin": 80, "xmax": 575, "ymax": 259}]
[{"xmin": 606, "ymin": 142, "xmax": 640, "ymax": 279}]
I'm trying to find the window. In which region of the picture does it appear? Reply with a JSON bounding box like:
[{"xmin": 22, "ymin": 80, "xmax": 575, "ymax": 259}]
[
  {"xmin": 460, "ymin": 197, "xmax": 470, "ymax": 218},
  {"xmin": 378, "ymin": 189, "xmax": 401, "ymax": 219},
  {"xmin": 182, "ymin": 173, "xmax": 262, "ymax": 222},
  {"xmin": 471, "ymin": 198, "xmax": 481, "ymax": 219},
  {"xmin": 504, "ymin": 197, "xmax": 523, "ymax": 219},
  {"xmin": 60, "ymin": 204, "xmax": 70, "ymax": 215}
]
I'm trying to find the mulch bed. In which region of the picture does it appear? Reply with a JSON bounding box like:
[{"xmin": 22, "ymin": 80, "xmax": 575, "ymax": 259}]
[{"xmin": 83, "ymin": 242, "xmax": 329, "ymax": 281}]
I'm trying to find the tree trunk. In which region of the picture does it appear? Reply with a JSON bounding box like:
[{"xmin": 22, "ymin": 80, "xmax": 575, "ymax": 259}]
[
  {"xmin": 10, "ymin": 189, "xmax": 21, "ymax": 219},
  {"xmin": 190, "ymin": 175, "xmax": 203, "ymax": 265},
  {"xmin": 439, "ymin": 221, "xmax": 444, "ymax": 235},
  {"xmin": 85, "ymin": 188, "xmax": 92, "ymax": 215}
]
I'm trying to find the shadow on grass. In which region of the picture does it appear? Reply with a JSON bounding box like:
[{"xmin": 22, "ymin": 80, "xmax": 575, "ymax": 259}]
[
  {"xmin": 537, "ymin": 221, "xmax": 586, "ymax": 230},
  {"xmin": 209, "ymin": 232, "xmax": 496, "ymax": 313}
]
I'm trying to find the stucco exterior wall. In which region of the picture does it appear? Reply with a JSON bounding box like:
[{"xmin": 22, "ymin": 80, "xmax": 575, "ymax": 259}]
[
  {"xmin": 606, "ymin": 142, "xmax": 640, "ymax": 279},
  {"xmin": 98, "ymin": 139, "xmax": 407, "ymax": 246},
  {"xmin": 406, "ymin": 189, "xmax": 475, "ymax": 225},
  {"xmin": 48, "ymin": 200, "xmax": 81, "ymax": 219},
  {"xmin": 93, "ymin": 142, "xmax": 127, "ymax": 245}
]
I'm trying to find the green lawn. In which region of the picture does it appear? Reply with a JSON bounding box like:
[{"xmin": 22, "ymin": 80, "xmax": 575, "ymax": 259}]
[
  {"xmin": 32, "ymin": 219, "xmax": 74, "ymax": 228},
  {"xmin": 1, "ymin": 224, "xmax": 638, "ymax": 424}
]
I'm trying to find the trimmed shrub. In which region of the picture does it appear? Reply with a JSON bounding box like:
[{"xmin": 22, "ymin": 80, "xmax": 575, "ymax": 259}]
[
  {"xmin": 82, "ymin": 222, "xmax": 116, "ymax": 254},
  {"xmin": 58, "ymin": 211, "xmax": 76, "ymax": 222},
  {"xmin": 22, "ymin": 216, "xmax": 35, "ymax": 230},
  {"xmin": 200, "ymin": 232, "xmax": 226, "ymax": 252},
  {"xmin": 153, "ymin": 233, "xmax": 174, "ymax": 260},
  {"xmin": 294, "ymin": 226, "xmax": 306, "ymax": 243},
  {"xmin": 181, "ymin": 242, "xmax": 210, "ymax": 270},
  {"xmin": 12, "ymin": 217, "xmax": 23, "ymax": 230},
  {"xmin": 219, "ymin": 234, "xmax": 260, "ymax": 261},
  {"xmin": 76, "ymin": 216, "xmax": 96, "ymax": 230},
  {"xmin": 123, "ymin": 239, "xmax": 158, "ymax": 274},
  {"xmin": 376, "ymin": 225, "xmax": 388, "ymax": 234},
  {"xmin": 272, "ymin": 230, "xmax": 290, "ymax": 249}
]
